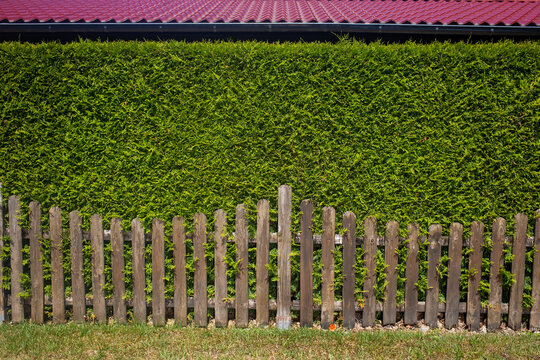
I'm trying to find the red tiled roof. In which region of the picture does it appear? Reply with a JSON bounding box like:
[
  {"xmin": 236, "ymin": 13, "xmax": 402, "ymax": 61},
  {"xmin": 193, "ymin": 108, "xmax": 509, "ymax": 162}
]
[{"xmin": 1, "ymin": 0, "xmax": 539, "ymax": 26}]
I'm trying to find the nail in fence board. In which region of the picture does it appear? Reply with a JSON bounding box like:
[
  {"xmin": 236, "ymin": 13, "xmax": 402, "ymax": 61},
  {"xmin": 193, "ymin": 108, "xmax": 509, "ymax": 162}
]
[
  {"xmin": 30, "ymin": 201, "xmax": 44, "ymax": 324},
  {"xmin": 487, "ymin": 217, "xmax": 506, "ymax": 331},
  {"xmin": 404, "ymin": 223, "xmax": 420, "ymax": 325},
  {"xmin": 425, "ymin": 224, "xmax": 442, "ymax": 328},
  {"xmin": 256, "ymin": 199, "xmax": 270, "ymax": 326},
  {"xmin": 235, "ymin": 205, "xmax": 249, "ymax": 328},
  {"xmin": 383, "ymin": 220, "xmax": 399, "ymax": 326},
  {"xmin": 131, "ymin": 218, "xmax": 146, "ymax": 324},
  {"xmin": 466, "ymin": 221, "xmax": 484, "ymax": 331},
  {"xmin": 9, "ymin": 196, "xmax": 23, "ymax": 323},
  {"xmin": 321, "ymin": 207, "xmax": 336, "ymax": 330},
  {"xmin": 194, "ymin": 213, "xmax": 208, "ymax": 327},
  {"xmin": 91, "ymin": 214, "xmax": 107, "ymax": 323},
  {"xmin": 70, "ymin": 211, "xmax": 85, "ymax": 323},
  {"xmin": 152, "ymin": 219, "xmax": 166, "ymax": 326},
  {"xmin": 531, "ymin": 209, "xmax": 540, "ymax": 331},
  {"xmin": 214, "ymin": 211, "xmax": 228, "ymax": 327},
  {"xmin": 277, "ymin": 185, "xmax": 292, "ymax": 329},
  {"xmin": 508, "ymin": 213, "xmax": 528, "ymax": 330},
  {"xmin": 173, "ymin": 216, "xmax": 187, "ymax": 326},
  {"xmin": 300, "ymin": 200, "xmax": 314, "ymax": 328},
  {"xmin": 50, "ymin": 206, "xmax": 65, "ymax": 323},
  {"xmin": 444, "ymin": 223, "xmax": 463, "ymax": 329},
  {"xmin": 343, "ymin": 211, "xmax": 356, "ymax": 329},
  {"xmin": 363, "ymin": 217, "xmax": 377, "ymax": 327},
  {"xmin": 111, "ymin": 218, "xmax": 126, "ymax": 324}
]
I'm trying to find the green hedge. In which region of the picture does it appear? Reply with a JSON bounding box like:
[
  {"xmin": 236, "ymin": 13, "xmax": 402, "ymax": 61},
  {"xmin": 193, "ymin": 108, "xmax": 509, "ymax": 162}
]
[{"xmin": 0, "ymin": 40, "xmax": 538, "ymax": 321}]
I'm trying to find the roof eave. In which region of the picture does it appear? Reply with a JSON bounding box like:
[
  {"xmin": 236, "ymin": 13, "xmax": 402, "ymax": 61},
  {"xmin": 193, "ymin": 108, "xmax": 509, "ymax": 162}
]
[{"xmin": 0, "ymin": 22, "xmax": 539, "ymax": 37}]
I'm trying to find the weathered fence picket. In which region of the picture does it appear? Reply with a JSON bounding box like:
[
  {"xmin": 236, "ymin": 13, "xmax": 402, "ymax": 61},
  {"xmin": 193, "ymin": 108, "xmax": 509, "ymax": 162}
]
[
  {"xmin": 30, "ymin": 201, "xmax": 43, "ymax": 324},
  {"xmin": 214, "ymin": 210, "xmax": 227, "ymax": 328},
  {"xmin": 320, "ymin": 206, "xmax": 335, "ymax": 330},
  {"xmin": 255, "ymin": 199, "xmax": 270, "ymax": 326},
  {"xmin": 403, "ymin": 222, "xmax": 419, "ymax": 326},
  {"xmin": 91, "ymin": 214, "xmax": 106, "ymax": 324},
  {"xmin": 444, "ymin": 222, "xmax": 463, "ymax": 330},
  {"xmin": 131, "ymin": 218, "xmax": 146, "ymax": 324},
  {"xmin": 70, "ymin": 211, "xmax": 85, "ymax": 323},
  {"xmin": 0, "ymin": 185, "xmax": 538, "ymax": 331},
  {"xmin": 300, "ymin": 199, "xmax": 314, "ymax": 328}
]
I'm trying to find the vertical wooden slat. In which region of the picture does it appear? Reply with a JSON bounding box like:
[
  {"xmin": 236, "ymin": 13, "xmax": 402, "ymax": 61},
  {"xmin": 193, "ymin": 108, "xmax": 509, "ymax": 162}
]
[
  {"xmin": 466, "ymin": 221, "xmax": 484, "ymax": 331},
  {"xmin": 425, "ymin": 224, "xmax": 442, "ymax": 328},
  {"xmin": 70, "ymin": 210, "xmax": 85, "ymax": 323},
  {"xmin": 508, "ymin": 213, "xmax": 527, "ymax": 330},
  {"xmin": 404, "ymin": 222, "xmax": 420, "ymax": 326},
  {"xmin": 50, "ymin": 206, "xmax": 65, "ymax": 323},
  {"xmin": 111, "ymin": 218, "xmax": 126, "ymax": 324},
  {"xmin": 300, "ymin": 199, "xmax": 314, "ymax": 328},
  {"xmin": 152, "ymin": 218, "xmax": 165, "ymax": 326},
  {"xmin": 277, "ymin": 184, "xmax": 292, "ymax": 330},
  {"xmin": 173, "ymin": 216, "xmax": 187, "ymax": 326},
  {"xmin": 383, "ymin": 220, "xmax": 399, "ymax": 326},
  {"xmin": 321, "ymin": 206, "xmax": 336, "ymax": 330},
  {"xmin": 256, "ymin": 199, "xmax": 270, "ymax": 326},
  {"xmin": 29, "ymin": 201, "xmax": 44, "ymax": 324},
  {"xmin": 9, "ymin": 195, "xmax": 24, "ymax": 323},
  {"xmin": 363, "ymin": 217, "xmax": 378, "ymax": 327},
  {"xmin": 487, "ymin": 217, "xmax": 507, "ymax": 331},
  {"xmin": 530, "ymin": 209, "xmax": 540, "ymax": 331},
  {"xmin": 235, "ymin": 204, "xmax": 249, "ymax": 328},
  {"xmin": 90, "ymin": 214, "xmax": 106, "ymax": 324},
  {"xmin": 193, "ymin": 213, "xmax": 207, "ymax": 327},
  {"xmin": 0, "ymin": 185, "xmax": 5, "ymax": 323},
  {"xmin": 343, "ymin": 211, "xmax": 356, "ymax": 329},
  {"xmin": 131, "ymin": 218, "xmax": 146, "ymax": 324},
  {"xmin": 214, "ymin": 210, "xmax": 228, "ymax": 327},
  {"xmin": 445, "ymin": 222, "xmax": 463, "ymax": 330}
]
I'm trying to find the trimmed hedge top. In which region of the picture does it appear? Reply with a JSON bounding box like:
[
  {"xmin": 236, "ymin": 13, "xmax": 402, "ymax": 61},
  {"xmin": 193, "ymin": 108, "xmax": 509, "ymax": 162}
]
[{"xmin": 0, "ymin": 40, "xmax": 538, "ymax": 234}]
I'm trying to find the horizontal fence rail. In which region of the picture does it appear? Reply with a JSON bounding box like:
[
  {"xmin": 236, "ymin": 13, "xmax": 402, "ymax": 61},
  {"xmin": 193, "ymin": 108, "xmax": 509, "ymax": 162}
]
[{"xmin": 0, "ymin": 185, "xmax": 538, "ymax": 331}]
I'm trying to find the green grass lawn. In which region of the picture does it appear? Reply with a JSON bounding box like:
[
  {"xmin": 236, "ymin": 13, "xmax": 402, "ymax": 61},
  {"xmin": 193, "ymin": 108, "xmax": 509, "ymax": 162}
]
[{"xmin": 0, "ymin": 323, "xmax": 538, "ymax": 359}]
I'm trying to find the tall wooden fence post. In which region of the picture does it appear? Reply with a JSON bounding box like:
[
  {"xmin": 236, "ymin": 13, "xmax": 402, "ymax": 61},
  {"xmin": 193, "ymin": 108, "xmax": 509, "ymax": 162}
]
[
  {"xmin": 29, "ymin": 201, "xmax": 44, "ymax": 324},
  {"xmin": 277, "ymin": 185, "xmax": 292, "ymax": 330},
  {"xmin": 0, "ymin": 184, "xmax": 4, "ymax": 323}
]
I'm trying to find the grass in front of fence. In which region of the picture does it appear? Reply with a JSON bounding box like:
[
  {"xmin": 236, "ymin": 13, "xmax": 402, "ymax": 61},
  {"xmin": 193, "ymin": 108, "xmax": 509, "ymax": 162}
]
[{"xmin": 0, "ymin": 323, "xmax": 538, "ymax": 359}]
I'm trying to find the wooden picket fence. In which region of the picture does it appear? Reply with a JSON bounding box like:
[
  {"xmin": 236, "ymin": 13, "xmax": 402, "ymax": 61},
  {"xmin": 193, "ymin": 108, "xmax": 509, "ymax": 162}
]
[{"xmin": 0, "ymin": 185, "xmax": 539, "ymax": 331}]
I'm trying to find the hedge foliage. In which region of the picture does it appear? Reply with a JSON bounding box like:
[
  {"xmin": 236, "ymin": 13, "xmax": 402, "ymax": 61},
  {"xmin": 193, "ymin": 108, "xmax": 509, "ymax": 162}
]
[{"xmin": 0, "ymin": 40, "xmax": 539, "ymax": 321}]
